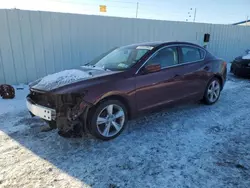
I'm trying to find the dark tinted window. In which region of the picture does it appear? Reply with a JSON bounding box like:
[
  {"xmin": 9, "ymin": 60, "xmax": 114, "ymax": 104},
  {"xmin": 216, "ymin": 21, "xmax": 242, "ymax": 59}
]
[
  {"xmin": 180, "ymin": 46, "xmax": 204, "ymax": 63},
  {"xmin": 146, "ymin": 47, "xmax": 178, "ymax": 68}
]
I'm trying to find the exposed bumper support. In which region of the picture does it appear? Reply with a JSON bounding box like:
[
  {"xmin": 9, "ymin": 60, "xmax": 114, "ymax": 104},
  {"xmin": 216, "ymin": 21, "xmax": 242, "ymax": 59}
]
[
  {"xmin": 26, "ymin": 93, "xmax": 93, "ymax": 137},
  {"xmin": 26, "ymin": 99, "xmax": 56, "ymax": 121}
]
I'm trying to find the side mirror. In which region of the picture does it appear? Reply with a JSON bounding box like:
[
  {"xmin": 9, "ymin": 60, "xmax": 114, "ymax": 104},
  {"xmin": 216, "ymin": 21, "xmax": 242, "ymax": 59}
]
[{"xmin": 142, "ymin": 64, "xmax": 161, "ymax": 74}]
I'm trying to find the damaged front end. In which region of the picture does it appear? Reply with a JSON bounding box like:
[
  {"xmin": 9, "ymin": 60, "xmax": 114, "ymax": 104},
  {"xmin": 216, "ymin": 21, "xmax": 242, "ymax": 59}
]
[{"xmin": 27, "ymin": 89, "xmax": 92, "ymax": 137}]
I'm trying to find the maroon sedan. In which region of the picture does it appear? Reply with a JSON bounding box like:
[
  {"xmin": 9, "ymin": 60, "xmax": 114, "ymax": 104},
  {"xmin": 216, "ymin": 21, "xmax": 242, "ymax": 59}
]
[{"xmin": 27, "ymin": 41, "xmax": 227, "ymax": 140}]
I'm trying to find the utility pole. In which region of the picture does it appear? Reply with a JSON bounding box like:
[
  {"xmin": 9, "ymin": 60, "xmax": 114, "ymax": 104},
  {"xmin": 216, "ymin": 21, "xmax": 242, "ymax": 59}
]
[
  {"xmin": 193, "ymin": 8, "xmax": 197, "ymax": 22},
  {"xmin": 136, "ymin": 2, "xmax": 139, "ymax": 18},
  {"xmin": 187, "ymin": 8, "xmax": 197, "ymax": 22}
]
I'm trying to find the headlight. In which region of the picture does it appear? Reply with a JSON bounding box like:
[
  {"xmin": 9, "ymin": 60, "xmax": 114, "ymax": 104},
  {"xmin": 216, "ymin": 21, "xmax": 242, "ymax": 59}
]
[{"xmin": 248, "ymin": 63, "xmax": 250, "ymax": 67}]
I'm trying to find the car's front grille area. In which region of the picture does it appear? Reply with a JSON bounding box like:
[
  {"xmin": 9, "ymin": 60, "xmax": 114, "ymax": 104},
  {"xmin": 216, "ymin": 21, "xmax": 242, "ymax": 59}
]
[{"xmin": 29, "ymin": 90, "xmax": 56, "ymax": 108}]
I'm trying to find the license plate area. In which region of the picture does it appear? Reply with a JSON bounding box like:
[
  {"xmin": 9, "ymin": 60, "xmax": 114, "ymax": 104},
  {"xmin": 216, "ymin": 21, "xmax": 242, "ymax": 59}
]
[{"xmin": 26, "ymin": 100, "xmax": 56, "ymax": 121}]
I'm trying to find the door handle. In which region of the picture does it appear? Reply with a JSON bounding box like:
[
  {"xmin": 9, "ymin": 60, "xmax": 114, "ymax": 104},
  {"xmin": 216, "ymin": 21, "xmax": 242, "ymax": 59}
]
[{"xmin": 204, "ymin": 66, "xmax": 210, "ymax": 71}]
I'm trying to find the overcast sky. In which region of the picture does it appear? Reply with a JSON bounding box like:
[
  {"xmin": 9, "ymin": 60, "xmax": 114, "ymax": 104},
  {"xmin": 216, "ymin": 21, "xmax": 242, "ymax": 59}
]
[{"xmin": 1, "ymin": 0, "xmax": 249, "ymax": 24}]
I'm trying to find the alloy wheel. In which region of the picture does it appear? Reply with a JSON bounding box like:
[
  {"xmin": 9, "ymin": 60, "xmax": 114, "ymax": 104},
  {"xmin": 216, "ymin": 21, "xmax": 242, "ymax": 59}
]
[
  {"xmin": 96, "ymin": 104, "xmax": 125, "ymax": 138},
  {"xmin": 207, "ymin": 80, "xmax": 221, "ymax": 103}
]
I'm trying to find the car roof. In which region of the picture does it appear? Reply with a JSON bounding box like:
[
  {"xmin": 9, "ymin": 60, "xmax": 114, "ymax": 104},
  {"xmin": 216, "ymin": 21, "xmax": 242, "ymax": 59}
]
[{"xmin": 123, "ymin": 41, "xmax": 205, "ymax": 49}]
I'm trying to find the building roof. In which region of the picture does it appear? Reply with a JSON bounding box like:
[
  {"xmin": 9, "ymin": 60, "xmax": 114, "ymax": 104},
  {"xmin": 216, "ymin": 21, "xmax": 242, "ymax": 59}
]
[{"xmin": 232, "ymin": 19, "xmax": 250, "ymax": 25}]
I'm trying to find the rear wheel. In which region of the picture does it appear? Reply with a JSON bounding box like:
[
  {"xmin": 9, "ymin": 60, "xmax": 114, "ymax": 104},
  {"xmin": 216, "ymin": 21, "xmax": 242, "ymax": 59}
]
[
  {"xmin": 89, "ymin": 100, "xmax": 127, "ymax": 140},
  {"xmin": 203, "ymin": 78, "xmax": 221, "ymax": 105}
]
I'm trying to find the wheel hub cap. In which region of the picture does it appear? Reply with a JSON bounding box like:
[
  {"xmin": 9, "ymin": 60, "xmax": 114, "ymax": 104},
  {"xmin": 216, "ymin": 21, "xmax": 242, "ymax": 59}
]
[
  {"xmin": 96, "ymin": 104, "xmax": 125, "ymax": 137},
  {"xmin": 207, "ymin": 80, "xmax": 220, "ymax": 103}
]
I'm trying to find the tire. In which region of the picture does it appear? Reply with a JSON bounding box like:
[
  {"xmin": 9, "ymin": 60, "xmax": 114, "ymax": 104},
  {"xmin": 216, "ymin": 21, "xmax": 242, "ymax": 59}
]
[
  {"xmin": 89, "ymin": 100, "xmax": 128, "ymax": 140},
  {"xmin": 47, "ymin": 120, "xmax": 57, "ymax": 129},
  {"xmin": 203, "ymin": 77, "xmax": 221, "ymax": 105},
  {"xmin": 0, "ymin": 85, "xmax": 15, "ymax": 99}
]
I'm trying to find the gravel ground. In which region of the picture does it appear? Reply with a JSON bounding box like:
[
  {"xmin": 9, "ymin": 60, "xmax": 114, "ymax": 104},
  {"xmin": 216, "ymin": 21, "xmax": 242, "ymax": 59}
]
[{"xmin": 0, "ymin": 74, "xmax": 250, "ymax": 188}]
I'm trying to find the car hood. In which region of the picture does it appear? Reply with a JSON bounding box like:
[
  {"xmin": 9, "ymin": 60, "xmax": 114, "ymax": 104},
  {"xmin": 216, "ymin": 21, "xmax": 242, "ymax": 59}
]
[{"xmin": 30, "ymin": 66, "xmax": 117, "ymax": 92}]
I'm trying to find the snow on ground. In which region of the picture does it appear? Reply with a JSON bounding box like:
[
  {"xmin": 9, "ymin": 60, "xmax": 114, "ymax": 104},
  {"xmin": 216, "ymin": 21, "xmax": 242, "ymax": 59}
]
[
  {"xmin": 0, "ymin": 86, "xmax": 29, "ymax": 115},
  {"xmin": 0, "ymin": 74, "xmax": 250, "ymax": 188}
]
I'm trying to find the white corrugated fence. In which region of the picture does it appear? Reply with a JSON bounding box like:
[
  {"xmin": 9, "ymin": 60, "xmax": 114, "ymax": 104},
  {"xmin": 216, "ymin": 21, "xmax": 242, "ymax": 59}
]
[{"xmin": 0, "ymin": 9, "xmax": 250, "ymax": 84}]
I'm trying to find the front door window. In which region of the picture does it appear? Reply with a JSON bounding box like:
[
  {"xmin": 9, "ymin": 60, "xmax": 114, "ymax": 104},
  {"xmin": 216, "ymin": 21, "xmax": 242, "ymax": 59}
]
[{"xmin": 146, "ymin": 47, "xmax": 178, "ymax": 69}]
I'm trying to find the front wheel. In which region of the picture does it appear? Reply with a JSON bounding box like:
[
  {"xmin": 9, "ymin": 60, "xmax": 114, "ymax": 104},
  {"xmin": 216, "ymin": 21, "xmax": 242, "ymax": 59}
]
[
  {"xmin": 44, "ymin": 120, "xmax": 57, "ymax": 129},
  {"xmin": 203, "ymin": 78, "xmax": 221, "ymax": 105},
  {"xmin": 89, "ymin": 100, "xmax": 128, "ymax": 140}
]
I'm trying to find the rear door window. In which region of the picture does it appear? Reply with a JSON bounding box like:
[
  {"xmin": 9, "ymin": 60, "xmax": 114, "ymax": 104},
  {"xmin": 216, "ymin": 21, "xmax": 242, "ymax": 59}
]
[{"xmin": 180, "ymin": 46, "xmax": 205, "ymax": 64}]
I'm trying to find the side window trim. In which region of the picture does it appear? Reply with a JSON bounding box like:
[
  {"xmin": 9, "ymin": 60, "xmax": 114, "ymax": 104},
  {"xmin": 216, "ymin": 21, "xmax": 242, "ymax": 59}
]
[
  {"xmin": 136, "ymin": 44, "xmax": 206, "ymax": 74},
  {"xmin": 177, "ymin": 46, "xmax": 182, "ymax": 65}
]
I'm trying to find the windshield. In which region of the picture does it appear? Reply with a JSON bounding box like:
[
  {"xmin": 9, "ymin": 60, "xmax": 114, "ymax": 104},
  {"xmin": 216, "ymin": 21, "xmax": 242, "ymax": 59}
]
[{"xmin": 87, "ymin": 46, "xmax": 150, "ymax": 71}]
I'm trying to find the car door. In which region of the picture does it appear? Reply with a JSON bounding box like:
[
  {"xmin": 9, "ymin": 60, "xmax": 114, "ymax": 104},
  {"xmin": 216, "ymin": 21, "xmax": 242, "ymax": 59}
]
[
  {"xmin": 135, "ymin": 46, "xmax": 185, "ymax": 111},
  {"xmin": 173, "ymin": 45, "xmax": 208, "ymax": 99}
]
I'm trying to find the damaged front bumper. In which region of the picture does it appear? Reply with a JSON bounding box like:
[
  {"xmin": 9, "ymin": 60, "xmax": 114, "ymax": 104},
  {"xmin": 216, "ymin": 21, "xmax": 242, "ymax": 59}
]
[
  {"xmin": 26, "ymin": 97, "xmax": 56, "ymax": 121},
  {"xmin": 26, "ymin": 92, "xmax": 93, "ymax": 134}
]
